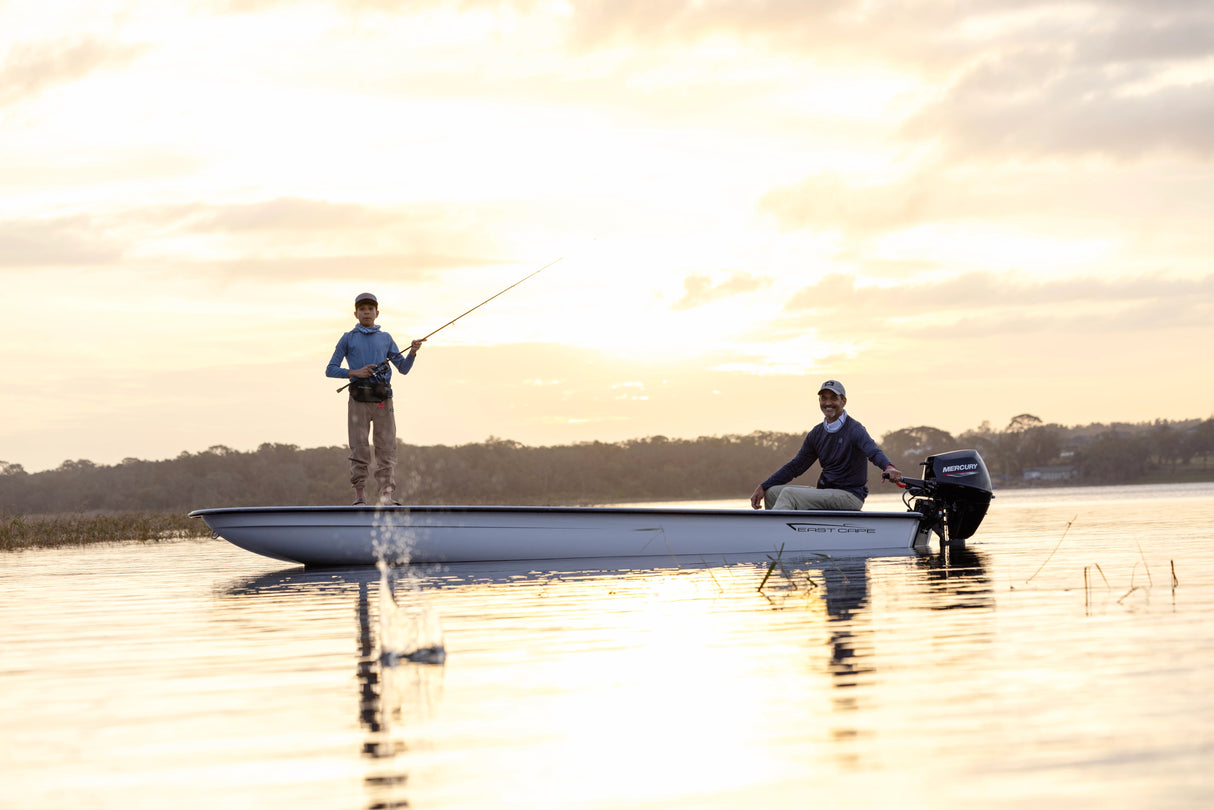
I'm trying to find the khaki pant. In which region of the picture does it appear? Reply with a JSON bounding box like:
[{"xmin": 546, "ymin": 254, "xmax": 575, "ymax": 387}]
[
  {"xmin": 765, "ymin": 485, "xmax": 863, "ymax": 511},
  {"xmin": 348, "ymin": 397, "xmax": 396, "ymax": 497}
]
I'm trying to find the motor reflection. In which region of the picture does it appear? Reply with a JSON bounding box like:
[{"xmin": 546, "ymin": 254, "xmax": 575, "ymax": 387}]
[{"xmin": 915, "ymin": 545, "xmax": 994, "ymax": 611}]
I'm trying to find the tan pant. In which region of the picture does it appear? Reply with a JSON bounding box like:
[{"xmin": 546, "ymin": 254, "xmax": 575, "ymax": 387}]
[
  {"xmin": 765, "ymin": 485, "xmax": 863, "ymax": 511},
  {"xmin": 348, "ymin": 397, "xmax": 396, "ymax": 497}
]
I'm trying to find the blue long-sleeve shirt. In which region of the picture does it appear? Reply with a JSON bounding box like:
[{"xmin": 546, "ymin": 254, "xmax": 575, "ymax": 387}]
[
  {"xmin": 325, "ymin": 325, "xmax": 416, "ymax": 396},
  {"xmin": 761, "ymin": 413, "xmax": 893, "ymax": 502}
]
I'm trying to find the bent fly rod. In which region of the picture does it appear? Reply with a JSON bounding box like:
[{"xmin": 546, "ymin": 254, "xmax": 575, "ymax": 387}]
[{"xmin": 336, "ymin": 251, "xmax": 572, "ymax": 393}]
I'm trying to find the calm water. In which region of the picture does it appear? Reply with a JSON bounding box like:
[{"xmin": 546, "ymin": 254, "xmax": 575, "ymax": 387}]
[{"xmin": 3, "ymin": 484, "xmax": 1214, "ymax": 809}]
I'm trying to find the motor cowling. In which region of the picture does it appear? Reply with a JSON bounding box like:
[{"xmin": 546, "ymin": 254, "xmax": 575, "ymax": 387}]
[{"xmin": 920, "ymin": 449, "xmax": 993, "ymax": 541}]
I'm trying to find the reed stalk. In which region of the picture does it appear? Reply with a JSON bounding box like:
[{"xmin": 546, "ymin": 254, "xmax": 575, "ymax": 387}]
[{"xmin": 758, "ymin": 543, "xmax": 785, "ymax": 592}]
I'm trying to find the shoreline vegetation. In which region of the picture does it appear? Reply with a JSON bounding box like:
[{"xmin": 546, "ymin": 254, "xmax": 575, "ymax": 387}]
[
  {"xmin": 3, "ymin": 414, "xmax": 1212, "ymax": 552},
  {"xmin": 1, "ymin": 512, "xmax": 206, "ymax": 552}
]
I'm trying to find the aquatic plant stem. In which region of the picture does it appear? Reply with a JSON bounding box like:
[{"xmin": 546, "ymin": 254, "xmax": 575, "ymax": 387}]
[
  {"xmin": 1026, "ymin": 514, "xmax": 1077, "ymax": 584},
  {"xmin": 758, "ymin": 543, "xmax": 785, "ymax": 592}
]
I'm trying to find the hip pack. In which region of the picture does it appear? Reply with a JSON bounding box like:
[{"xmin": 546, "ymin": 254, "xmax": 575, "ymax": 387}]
[{"xmin": 349, "ymin": 379, "xmax": 392, "ymax": 403}]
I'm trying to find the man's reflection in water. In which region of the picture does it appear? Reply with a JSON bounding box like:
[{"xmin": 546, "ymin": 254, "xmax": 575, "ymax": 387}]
[
  {"xmin": 814, "ymin": 557, "xmax": 873, "ymax": 767},
  {"xmin": 356, "ymin": 578, "xmax": 410, "ymax": 810},
  {"xmin": 797, "ymin": 548, "xmax": 992, "ymax": 768},
  {"xmin": 218, "ymin": 568, "xmax": 441, "ymax": 809},
  {"xmin": 819, "ymin": 557, "xmax": 874, "ymax": 694}
]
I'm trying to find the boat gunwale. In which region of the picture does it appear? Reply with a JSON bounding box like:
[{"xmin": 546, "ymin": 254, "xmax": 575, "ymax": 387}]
[{"xmin": 189, "ymin": 504, "xmax": 922, "ymax": 520}]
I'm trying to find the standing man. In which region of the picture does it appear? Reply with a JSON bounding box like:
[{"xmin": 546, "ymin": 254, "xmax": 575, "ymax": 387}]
[
  {"xmin": 326, "ymin": 292, "xmax": 423, "ymax": 505},
  {"xmin": 750, "ymin": 379, "xmax": 902, "ymax": 511}
]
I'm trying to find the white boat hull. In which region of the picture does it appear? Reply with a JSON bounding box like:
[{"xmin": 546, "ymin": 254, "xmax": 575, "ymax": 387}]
[{"xmin": 190, "ymin": 505, "xmax": 932, "ymax": 567}]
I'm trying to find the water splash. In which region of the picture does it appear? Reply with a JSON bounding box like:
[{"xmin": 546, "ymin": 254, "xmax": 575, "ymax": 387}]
[
  {"xmin": 370, "ymin": 507, "xmax": 415, "ymax": 567},
  {"xmin": 364, "ymin": 506, "xmax": 447, "ymax": 665},
  {"xmin": 376, "ymin": 559, "xmax": 446, "ymax": 666}
]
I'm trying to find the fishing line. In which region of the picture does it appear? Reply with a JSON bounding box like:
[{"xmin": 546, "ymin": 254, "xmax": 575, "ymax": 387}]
[{"xmin": 336, "ymin": 244, "xmax": 589, "ymax": 393}]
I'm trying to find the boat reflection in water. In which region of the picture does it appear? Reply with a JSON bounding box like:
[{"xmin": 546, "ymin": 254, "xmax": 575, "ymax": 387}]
[{"xmin": 222, "ymin": 544, "xmax": 991, "ymax": 807}]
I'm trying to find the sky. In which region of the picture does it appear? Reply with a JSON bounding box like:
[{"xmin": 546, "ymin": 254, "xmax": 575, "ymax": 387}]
[{"xmin": 2, "ymin": 0, "xmax": 1212, "ymax": 473}]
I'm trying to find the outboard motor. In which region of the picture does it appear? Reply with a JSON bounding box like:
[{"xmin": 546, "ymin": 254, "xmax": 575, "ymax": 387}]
[{"xmin": 898, "ymin": 449, "xmax": 994, "ymax": 545}]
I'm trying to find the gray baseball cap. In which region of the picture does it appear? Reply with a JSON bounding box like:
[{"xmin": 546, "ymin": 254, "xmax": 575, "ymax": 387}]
[
  {"xmin": 355, "ymin": 292, "xmax": 378, "ymax": 306},
  {"xmin": 818, "ymin": 379, "xmax": 846, "ymax": 397}
]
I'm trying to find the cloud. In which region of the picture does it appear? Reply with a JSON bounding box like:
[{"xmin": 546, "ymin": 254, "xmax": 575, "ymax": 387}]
[
  {"xmin": 162, "ymin": 252, "xmax": 491, "ymax": 282},
  {"xmin": 759, "ymin": 174, "xmax": 943, "ymax": 236},
  {"xmin": 779, "ymin": 270, "xmax": 1214, "ymax": 335},
  {"xmin": 558, "ymin": 2, "xmax": 1214, "ymax": 162},
  {"xmin": 1050, "ymin": 1, "xmax": 1214, "ymax": 65},
  {"xmin": 0, "ymin": 196, "xmax": 521, "ymax": 273},
  {"xmin": 907, "ymin": 56, "xmax": 1214, "ymax": 161},
  {"xmin": 557, "ymin": 0, "xmax": 961, "ymax": 61},
  {"xmin": 900, "ymin": 4, "xmax": 1214, "ymax": 160},
  {"xmin": 760, "ymin": 159, "xmax": 1214, "ymax": 245},
  {"xmin": 0, "ymin": 215, "xmax": 123, "ymax": 267},
  {"xmin": 187, "ymin": 1, "xmax": 1214, "ymax": 169},
  {"xmin": 143, "ymin": 197, "xmax": 401, "ymax": 234},
  {"xmin": 673, "ymin": 272, "xmax": 772, "ymax": 310},
  {"xmin": 0, "ymin": 147, "xmax": 204, "ymax": 191},
  {"xmin": 0, "ymin": 38, "xmax": 148, "ymax": 107}
]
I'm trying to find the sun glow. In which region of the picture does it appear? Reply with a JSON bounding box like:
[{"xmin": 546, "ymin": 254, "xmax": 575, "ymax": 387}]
[
  {"xmin": 3, "ymin": 0, "xmax": 1212, "ymax": 472},
  {"xmin": 439, "ymin": 570, "xmax": 843, "ymax": 804}
]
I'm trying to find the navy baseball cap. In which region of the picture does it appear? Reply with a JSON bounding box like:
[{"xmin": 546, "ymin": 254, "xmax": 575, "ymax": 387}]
[{"xmin": 355, "ymin": 292, "xmax": 378, "ymax": 306}]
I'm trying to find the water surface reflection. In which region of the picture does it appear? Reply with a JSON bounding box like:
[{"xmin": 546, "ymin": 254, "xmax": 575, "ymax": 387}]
[
  {"xmin": 7, "ymin": 485, "xmax": 1212, "ymax": 809},
  {"xmin": 221, "ymin": 547, "xmax": 993, "ymax": 806}
]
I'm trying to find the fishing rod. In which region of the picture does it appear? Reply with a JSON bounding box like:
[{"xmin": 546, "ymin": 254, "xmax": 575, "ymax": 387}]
[{"xmin": 336, "ymin": 251, "xmax": 572, "ymax": 393}]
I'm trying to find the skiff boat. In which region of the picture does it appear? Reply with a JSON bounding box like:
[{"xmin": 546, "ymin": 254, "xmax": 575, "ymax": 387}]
[{"xmin": 191, "ymin": 450, "xmax": 994, "ymax": 568}]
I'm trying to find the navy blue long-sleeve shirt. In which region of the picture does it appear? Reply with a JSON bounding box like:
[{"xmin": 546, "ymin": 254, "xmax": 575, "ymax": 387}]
[{"xmin": 761, "ymin": 414, "xmax": 893, "ymax": 502}]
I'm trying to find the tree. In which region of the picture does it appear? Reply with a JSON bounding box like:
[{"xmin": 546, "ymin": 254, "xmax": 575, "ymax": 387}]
[
  {"xmin": 1149, "ymin": 421, "xmax": 1185, "ymax": 472},
  {"xmin": 1018, "ymin": 423, "xmax": 1063, "ymax": 470},
  {"xmin": 995, "ymin": 414, "xmax": 1062, "ymax": 480},
  {"xmin": 1074, "ymin": 431, "xmax": 1150, "ymax": 483},
  {"xmin": 958, "ymin": 421, "xmax": 999, "ymax": 460},
  {"xmin": 880, "ymin": 426, "xmax": 957, "ymax": 474},
  {"xmin": 1006, "ymin": 414, "xmax": 1044, "ymax": 433},
  {"xmin": 1193, "ymin": 419, "xmax": 1214, "ymax": 469}
]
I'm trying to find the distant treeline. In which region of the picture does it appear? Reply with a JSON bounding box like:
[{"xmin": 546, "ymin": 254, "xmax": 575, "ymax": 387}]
[{"xmin": 2, "ymin": 414, "xmax": 1212, "ymax": 515}]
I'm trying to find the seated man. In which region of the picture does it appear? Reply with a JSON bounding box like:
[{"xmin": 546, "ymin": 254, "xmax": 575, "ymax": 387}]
[{"xmin": 750, "ymin": 379, "xmax": 902, "ymax": 511}]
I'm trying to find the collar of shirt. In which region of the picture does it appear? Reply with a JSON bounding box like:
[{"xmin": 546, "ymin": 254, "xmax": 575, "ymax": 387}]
[{"xmin": 823, "ymin": 411, "xmax": 849, "ymax": 434}]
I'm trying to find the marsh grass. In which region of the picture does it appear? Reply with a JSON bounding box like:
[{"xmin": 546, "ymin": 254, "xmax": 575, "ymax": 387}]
[{"xmin": 0, "ymin": 511, "xmax": 210, "ymax": 552}]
